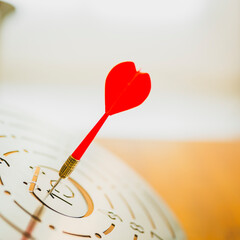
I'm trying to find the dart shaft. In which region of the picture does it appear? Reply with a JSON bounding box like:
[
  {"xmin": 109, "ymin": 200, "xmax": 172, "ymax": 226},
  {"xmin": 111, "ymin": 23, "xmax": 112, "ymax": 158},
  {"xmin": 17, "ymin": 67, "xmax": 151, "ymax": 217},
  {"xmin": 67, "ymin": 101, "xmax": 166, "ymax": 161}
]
[
  {"xmin": 72, "ymin": 112, "xmax": 109, "ymax": 160},
  {"xmin": 58, "ymin": 113, "xmax": 108, "ymax": 180}
]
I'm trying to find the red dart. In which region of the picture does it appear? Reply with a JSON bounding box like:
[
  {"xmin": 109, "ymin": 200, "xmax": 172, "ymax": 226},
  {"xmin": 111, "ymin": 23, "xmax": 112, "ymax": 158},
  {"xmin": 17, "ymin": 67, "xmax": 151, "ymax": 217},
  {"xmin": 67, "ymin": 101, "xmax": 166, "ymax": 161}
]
[
  {"xmin": 72, "ymin": 61, "xmax": 151, "ymax": 160},
  {"xmin": 55, "ymin": 61, "xmax": 151, "ymax": 185}
]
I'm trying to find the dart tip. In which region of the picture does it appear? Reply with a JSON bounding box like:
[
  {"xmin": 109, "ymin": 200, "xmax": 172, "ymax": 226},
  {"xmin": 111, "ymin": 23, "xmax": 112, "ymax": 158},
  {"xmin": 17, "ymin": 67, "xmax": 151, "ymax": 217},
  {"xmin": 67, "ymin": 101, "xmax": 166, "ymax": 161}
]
[{"xmin": 48, "ymin": 177, "xmax": 62, "ymax": 196}]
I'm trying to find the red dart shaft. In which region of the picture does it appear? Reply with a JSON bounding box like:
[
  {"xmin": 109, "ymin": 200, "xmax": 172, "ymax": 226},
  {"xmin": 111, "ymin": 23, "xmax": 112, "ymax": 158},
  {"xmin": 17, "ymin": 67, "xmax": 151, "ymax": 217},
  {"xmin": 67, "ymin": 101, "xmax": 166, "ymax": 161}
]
[
  {"xmin": 72, "ymin": 112, "xmax": 109, "ymax": 160},
  {"xmin": 58, "ymin": 113, "xmax": 109, "ymax": 179}
]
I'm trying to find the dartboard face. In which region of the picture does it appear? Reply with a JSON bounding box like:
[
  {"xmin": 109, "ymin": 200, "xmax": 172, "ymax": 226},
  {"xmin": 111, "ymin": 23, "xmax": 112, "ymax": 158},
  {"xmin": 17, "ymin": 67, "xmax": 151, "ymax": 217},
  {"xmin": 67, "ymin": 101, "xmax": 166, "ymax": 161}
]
[{"xmin": 0, "ymin": 108, "xmax": 185, "ymax": 240}]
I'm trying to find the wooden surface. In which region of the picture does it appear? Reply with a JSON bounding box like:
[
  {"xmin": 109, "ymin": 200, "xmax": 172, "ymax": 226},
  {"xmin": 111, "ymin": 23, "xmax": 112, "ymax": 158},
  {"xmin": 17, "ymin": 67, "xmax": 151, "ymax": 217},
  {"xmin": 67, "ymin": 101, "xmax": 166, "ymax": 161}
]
[{"xmin": 97, "ymin": 139, "xmax": 240, "ymax": 240}]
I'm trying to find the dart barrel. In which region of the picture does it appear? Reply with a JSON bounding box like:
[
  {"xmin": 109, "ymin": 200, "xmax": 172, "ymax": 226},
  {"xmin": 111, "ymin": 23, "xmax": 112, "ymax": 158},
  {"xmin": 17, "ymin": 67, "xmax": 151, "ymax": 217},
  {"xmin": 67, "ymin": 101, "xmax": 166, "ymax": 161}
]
[{"xmin": 59, "ymin": 155, "xmax": 79, "ymax": 179}]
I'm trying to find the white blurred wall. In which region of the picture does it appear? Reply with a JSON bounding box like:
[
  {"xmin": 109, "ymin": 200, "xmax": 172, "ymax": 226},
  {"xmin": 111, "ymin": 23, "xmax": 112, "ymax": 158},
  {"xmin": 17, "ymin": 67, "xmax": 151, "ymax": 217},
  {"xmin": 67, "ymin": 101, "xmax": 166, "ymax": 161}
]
[{"xmin": 0, "ymin": 0, "xmax": 239, "ymax": 140}]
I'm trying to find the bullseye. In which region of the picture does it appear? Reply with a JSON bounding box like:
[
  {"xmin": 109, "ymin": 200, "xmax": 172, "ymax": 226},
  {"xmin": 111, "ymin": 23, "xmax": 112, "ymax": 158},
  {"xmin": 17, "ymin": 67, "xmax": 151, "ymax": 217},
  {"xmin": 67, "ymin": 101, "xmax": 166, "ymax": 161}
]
[{"xmin": 29, "ymin": 166, "xmax": 93, "ymax": 218}]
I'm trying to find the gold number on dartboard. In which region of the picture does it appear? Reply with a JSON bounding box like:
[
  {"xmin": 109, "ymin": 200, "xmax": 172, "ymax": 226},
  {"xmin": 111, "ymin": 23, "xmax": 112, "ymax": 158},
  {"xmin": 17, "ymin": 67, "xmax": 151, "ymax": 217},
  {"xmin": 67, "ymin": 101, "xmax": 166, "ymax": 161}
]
[{"xmin": 130, "ymin": 222, "xmax": 144, "ymax": 234}]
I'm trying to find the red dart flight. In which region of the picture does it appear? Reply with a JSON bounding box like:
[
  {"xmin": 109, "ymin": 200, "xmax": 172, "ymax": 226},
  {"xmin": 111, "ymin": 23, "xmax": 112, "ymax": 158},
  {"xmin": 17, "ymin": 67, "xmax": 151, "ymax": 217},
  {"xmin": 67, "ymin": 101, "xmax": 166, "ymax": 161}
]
[{"xmin": 71, "ymin": 61, "xmax": 151, "ymax": 160}]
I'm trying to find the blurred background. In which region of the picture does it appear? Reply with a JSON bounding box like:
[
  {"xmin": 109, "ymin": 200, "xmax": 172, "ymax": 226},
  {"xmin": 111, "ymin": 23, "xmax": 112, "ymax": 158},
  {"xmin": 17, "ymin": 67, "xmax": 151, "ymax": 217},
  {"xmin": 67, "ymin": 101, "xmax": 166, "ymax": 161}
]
[
  {"xmin": 0, "ymin": 0, "xmax": 240, "ymax": 239},
  {"xmin": 0, "ymin": 0, "xmax": 239, "ymax": 140}
]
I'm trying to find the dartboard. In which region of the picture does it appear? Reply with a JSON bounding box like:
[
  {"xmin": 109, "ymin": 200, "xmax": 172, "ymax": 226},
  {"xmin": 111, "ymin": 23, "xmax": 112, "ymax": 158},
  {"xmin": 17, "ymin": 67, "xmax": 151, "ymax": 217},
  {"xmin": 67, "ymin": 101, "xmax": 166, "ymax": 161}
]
[{"xmin": 0, "ymin": 109, "xmax": 185, "ymax": 240}]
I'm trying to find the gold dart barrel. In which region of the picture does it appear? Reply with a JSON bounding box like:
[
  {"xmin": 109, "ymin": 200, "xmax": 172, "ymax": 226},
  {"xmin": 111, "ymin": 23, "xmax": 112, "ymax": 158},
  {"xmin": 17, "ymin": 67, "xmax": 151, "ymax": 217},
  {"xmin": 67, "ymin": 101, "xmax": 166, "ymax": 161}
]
[{"xmin": 59, "ymin": 155, "xmax": 79, "ymax": 179}]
